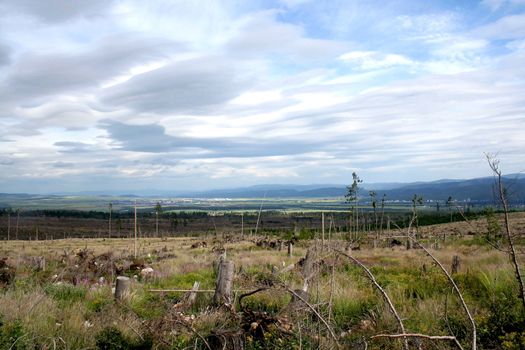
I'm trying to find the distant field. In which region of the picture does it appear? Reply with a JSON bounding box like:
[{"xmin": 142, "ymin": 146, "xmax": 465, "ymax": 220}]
[{"xmin": 0, "ymin": 193, "xmax": 471, "ymax": 212}]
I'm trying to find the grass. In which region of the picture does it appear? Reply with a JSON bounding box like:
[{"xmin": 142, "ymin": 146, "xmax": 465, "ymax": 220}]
[{"xmin": 0, "ymin": 212, "xmax": 524, "ymax": 349}]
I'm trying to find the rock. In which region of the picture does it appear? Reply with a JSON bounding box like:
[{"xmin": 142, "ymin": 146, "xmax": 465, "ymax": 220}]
[{"xmin": 140, "ymin": 267, "xmax": 155, "ymax": 279}]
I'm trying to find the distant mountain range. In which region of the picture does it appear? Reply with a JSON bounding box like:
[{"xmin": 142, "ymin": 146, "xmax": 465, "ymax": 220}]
[
  {"xmin": 2, "ymin": 174, "xmax": 524, "ymax": 203},
  {"xmin": 181, "ymin": 174, "xmax": 525, "ymax": 202}
]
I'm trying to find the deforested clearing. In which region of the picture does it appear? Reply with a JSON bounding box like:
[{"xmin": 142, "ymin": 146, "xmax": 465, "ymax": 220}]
[{"xmin": 0, "ymin": 212, "xmax": 523, "ymax": 349}]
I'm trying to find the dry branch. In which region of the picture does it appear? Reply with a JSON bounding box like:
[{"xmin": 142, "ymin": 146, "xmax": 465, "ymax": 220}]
[
  {"xmin": 372, "ymin": 333, "xmax": 464, "ymax": 350},
  {"xmin": 286, "ymin": 288, "xmax": 340, "ymax": 348},
  {"xmin": 486, "ymin": 154, "xmax": 525, "ymax": 310},
  {"xmin": 334, "ymin": 249, "xmax": 409, "ymax": 350},
  {"xmin": 409, "ymin": 237, "xmax": 476, "ymax": 350}
]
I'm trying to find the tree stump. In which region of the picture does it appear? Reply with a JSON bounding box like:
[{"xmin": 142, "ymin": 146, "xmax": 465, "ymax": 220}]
[
  {"xmin": 34, "ymin": 256, "xmax": 46, "ymax": 271},
  {"xmin": 187, "ymin": 281, "xmax": 200, "ymax": 307},
  {"xmin": 214, "ymin": 260, "xmax": 234, "ymax": 305},
  {"xmin": 287, "ymin": 241, "xmax": 293, "ymax": 257},
  {"xmin": 451, "ymin": 255, "xmax": 460, "ymax": 274},
  {"xmin": 301, "ymin": 248, "xmax": 315, "ymax": 292},
  {"xmin": 115, "ymin": 276, "xmax": 131, "ymax": 300}
]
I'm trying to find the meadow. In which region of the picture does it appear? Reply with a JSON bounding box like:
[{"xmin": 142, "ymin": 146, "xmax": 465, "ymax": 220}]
[{"xmin": 0, "ymin": 211, "xmax": 524, "ymax": 349}]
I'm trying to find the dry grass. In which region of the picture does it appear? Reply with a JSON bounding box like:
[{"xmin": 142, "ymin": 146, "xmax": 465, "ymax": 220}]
[{"xmin": 0, "ymin": 212, "xmax": 523, "ymax": 349}]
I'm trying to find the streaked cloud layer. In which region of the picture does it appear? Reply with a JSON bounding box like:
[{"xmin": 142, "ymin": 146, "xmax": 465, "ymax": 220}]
[{"xmin": 1, "ymin": 0, "xmax": 524, "ymax": 193}]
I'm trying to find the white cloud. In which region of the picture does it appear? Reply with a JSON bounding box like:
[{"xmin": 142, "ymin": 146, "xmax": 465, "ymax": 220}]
[
  {"xmin": 339, "ymin": 51, "xmax": 413, "ymax": 70},
  {"xmin": 1, "ymin": 0, "xmax": 525, "ymax": 191},
  {"xmin": 473, "ymin": 13, "xmax": 525, "ymax": 39}
]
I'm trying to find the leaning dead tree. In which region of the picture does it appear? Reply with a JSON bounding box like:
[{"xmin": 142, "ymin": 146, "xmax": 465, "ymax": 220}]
[
  {"xmin": 335, "ymin": 247, "xmax": 465, "ymax": 350},
  {"xmin": 486, "ymin": 153, "xmax": 525, "ymax": 310},
  {"xmin": 409, "ymin": 237, "xmax": 475, "ymax": 350},
  {"xmin": 397, "ymin": 194, "xmax": 476, "ymax": 350},
  {"xmin": 334, "ymin": 249, "xmax": 409, "ymax": 350}
]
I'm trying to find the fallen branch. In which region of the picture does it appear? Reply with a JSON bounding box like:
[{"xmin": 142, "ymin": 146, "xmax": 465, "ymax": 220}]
[
  {"xmin": 372, "ymin": 333, "xmax": 455, "ymax": 340},
  {"xmin": 286, "ymin": 288, "xmax": 340, "ymax": 348},
  {"xmin": 334, "ymin": 249, "xmax": 409, "ymax": 350},
  {"xmin": 149, "ymin": 289, "xmax": 252, "ymax": 293},
  {"xmin": 409, "ymin": 237, "xmax": 476, "ymax": 350},
  {"xmin": 238, "ymin": 287, "xmax": 269, "ymax": 311},
  {"xmin": 372, "ymin": 333, "xmax": 464, "ymax": 349}
]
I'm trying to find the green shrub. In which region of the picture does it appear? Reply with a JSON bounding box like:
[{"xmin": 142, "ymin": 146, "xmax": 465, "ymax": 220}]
[
  {"xmin": 477, "ymin": 288, "xmax": 525, "ymax": 348},
  {"xmin": 130, "ymin": 291, "xmax": 167, "ymax": 319},
  {"xmin": 332, "ymin": 297, "xmax": 378, "ymax": 327},
  {"xmin": 45, "ymin": 283, "xmax": 87, "ymax": 305},
  {"xmin": 95, "ymin": 327, "xmax": 152, "ymax": 350},
  {"xmin": 86, "ymin": 292, "xmax": 112, "ymax": 313},
  {"xmin": 501, "ymin": 331, "xmax": 525, "ymax": 350},
  {"xmin": 0, "ymin": 318, "xmax": 28, "ymax": 350}
]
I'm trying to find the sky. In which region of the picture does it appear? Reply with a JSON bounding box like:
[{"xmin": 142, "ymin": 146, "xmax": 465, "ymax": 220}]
[{"xmin": 0, "ymin": 0, "xmax": 524, "ymax": 193}]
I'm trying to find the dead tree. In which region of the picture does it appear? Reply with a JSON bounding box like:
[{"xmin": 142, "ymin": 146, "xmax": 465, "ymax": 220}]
[
  {"xmin": 380, "ymin": 194, "xmax": 386, "ymax": 236},
  {"xmin": 321, "ymin": 212, "xmax": 325, "ymax": 250},
  {"xmin": 254, "ymin": 193, "xmax": 266, "ymax": 236},
  {"xmin": 410, "ymin": 237, "xmax": 476, "ymax": 350},
  {"xmin": 15, "ymin": 209, "xmax": 19, "ymax": 240},
  {"xmin": 134, "ymin": 202, "xmax": 138, "ymax": 258},
  {"xmin": 7, "ymin": 211, "xmax": 10, "ymax": 241},
  {"xmin": 452, "ymin": 255, "xmax": 460, "ymax": 274},
  {"xmin": 214, "ymin": 259, "xmax": 234, "ymax": 305},
  {"xmin": 335, "ymin": 249, "xmax": 409, "ymax": 350},
  {"xmin": 108, "ymin": 202, "xmax": 112, "ymax": 239},
  {"xmin": 301, "ymin": 247, "xmax": 315, "ymax": 292},
  {"xmin": 241, "ymin": 212, "xmax": 244, "ymax": 238},
  {"xmin": 486, "ymin": 154, "xmax": 525, "ymax": 310}
]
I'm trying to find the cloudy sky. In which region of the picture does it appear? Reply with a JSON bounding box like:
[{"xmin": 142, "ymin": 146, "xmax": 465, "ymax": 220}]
[{"xmin": 0, "ymin": 0, "xmax": 524, "ymax": 193}]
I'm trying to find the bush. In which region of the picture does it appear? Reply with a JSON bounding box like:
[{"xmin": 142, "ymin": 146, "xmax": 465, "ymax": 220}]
[
  {"xmin": 0, "ymin": 318, "xmax": 28, "ymax": 350},
  {"xmin": 477, "ymin": 287, "xmax": 525, "ymax": 348},
  {"xmin": 45, "ymin": 283, "xmax": 87, "ymax": 305},
  {"xmin": 95, "ymin": 327, "xmax": 152, "ymax": 350}
]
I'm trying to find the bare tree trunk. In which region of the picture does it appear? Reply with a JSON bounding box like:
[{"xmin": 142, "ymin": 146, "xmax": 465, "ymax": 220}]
[
  {"xmin": 108, "ymin": 205, "xmax": 112, "ymax": 239},
  {"xmin": 380, "ymin": 201, "xmax": 385, "ymax": 237},
  {"xmin": 452, "ymin": 255, "xmax": 460, "ymax": 274},
  {"xmin": 355, "ymin": 198, "xmax": 359, "ymax": 239},
  {"xmin": 486, "ymin": 154, "xmax": 525, "ymax": 310},
  {"xmin": 321, "ymin": 212, "xmax": 325, "ymax": 251},
  {"xmin": 374, "ymin": 207, "xmax": 378, "ymax": 238},
  {"xmin": 134, "ymin": 202, "xmax": 138, "ymax": 258},
  {"xmin": 16, "ymin": 210, "xmax": 19, "ymax": 240},
  {"xmin": 186, "ymin": 281, "xmax": 200, "ymax": 308},
  {"xmin": 254, "ymin": 193, "xmax": 266, "ymax": 236},
  {"xmin": 7, "ymin": 212, "xmax": 10, "ymax": 241},
  {"xmin": 241, "ymin": 212, "xmax": 244, "ymax": 238},
  {"xmin": 156, "ymin": 212, "xmax": 159, "ymax": 238},
  {"xmin": 328, "ymin": 255, "xmax": 337, "ymax": 323},
  {"xmin": 410, "ymin": 237, "xmax": 476, "ymax": 350},
  {"xmin": 214, "ymin": 260, "xmax": 234, "ymax": 305}
]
